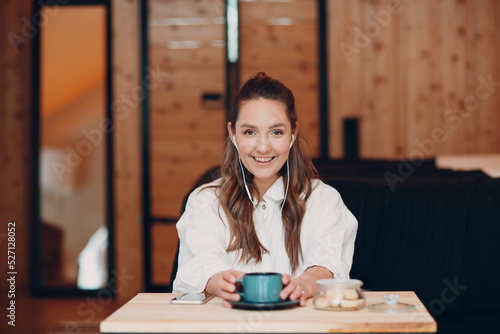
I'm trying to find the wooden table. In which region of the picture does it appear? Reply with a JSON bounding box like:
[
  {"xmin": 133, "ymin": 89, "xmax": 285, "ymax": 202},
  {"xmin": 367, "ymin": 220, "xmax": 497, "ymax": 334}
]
[{"xmin": 100, "ymin": 291, "xmax": 437, "ymax": 333}]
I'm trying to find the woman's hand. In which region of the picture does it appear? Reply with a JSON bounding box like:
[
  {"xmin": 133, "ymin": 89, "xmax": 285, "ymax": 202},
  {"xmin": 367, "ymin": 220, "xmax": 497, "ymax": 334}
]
[
  {"xmin": 205, "ymin": 270, "xmax": 246, "ymax": 308},
  {"xmin": 281, "ymin": 266, "xmax": 333, "ymax": 307},
  {"xmin": 280, "ymin": 274, "xmax": 310, "ymax": 306}
]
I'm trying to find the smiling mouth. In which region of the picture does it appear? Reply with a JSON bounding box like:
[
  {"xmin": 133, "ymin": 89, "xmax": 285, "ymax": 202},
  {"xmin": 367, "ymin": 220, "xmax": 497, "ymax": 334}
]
[{"xmin": 253, "ymin": 157, "xmax": 274, "ymax": 163}]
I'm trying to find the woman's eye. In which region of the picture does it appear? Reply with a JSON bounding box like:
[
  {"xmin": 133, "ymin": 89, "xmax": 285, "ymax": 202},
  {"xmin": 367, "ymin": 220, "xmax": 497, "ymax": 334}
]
[
  {"xmin": 272, "ymin": 130, "xmax": 284, "ymax": 135},
  {"xmin": 244, "ymin": 130, "xmax": 255, "ymax": 135}
]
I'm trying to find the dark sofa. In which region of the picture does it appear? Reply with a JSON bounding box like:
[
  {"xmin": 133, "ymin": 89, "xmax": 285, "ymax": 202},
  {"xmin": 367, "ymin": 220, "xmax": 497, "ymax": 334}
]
[{"xmin": 313, "ymin": 159, "xmax": 500, "ymax": 334}]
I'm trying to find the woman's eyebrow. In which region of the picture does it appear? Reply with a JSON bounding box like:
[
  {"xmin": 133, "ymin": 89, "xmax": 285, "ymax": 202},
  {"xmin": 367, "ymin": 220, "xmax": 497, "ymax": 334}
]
[
  {"xmin": 269, "ymin": 123, "xmax": 286, "ymax": 129},
  {"xmin": 239, "ymin": 123, "xmax": 286, "ymax": 129},
  {"xmin": 239, "ymin": 123, "xmax": 257, "ymax": 129}
]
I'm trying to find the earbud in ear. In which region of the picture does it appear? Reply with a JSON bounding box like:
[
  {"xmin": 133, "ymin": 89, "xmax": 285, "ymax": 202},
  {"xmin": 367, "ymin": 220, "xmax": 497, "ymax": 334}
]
[
  {"xmin": 290, "ymin": 134, "xmax": 295, "ymax": 149},
  {"xmin": 232, "ymin": 135, "xmax": 239, "ymax": 151}
]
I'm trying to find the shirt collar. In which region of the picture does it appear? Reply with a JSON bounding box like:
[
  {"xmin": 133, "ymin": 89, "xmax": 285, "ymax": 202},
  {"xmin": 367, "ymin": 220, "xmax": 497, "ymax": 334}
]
[{"xmin": 262, "ymin": 176, "xmax": 285, "ymax": 203}]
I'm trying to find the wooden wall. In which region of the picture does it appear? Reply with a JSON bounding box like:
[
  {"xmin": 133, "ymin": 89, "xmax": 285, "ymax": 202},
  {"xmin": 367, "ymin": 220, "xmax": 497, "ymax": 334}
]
[
  {"xmin": 328, "ymin": 0, "xmax": 500, "ymax": 158},
  {"xmin": 148, "ymin": 0, "xmax": 226, "ymax": 219}
]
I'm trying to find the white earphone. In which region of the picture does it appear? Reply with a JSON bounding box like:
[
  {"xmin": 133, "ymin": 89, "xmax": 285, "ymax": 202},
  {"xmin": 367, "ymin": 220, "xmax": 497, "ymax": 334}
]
[
  {"xmin": 290, "ymin": 134, "xmax": 295, "ymax": 148},
  {"xmin": 232, "ymin": 135, "xmax": 238, "ymax": 150}
]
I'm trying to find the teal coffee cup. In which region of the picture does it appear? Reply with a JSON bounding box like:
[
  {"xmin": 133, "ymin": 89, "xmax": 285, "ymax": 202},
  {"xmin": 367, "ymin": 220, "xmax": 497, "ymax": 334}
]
[{"xmin": 236, "ymin": 272, "xmax": 283, "ymax": 303}]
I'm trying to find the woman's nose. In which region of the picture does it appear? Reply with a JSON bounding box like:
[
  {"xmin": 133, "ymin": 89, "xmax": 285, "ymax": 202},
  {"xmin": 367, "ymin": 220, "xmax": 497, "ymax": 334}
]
[{"xmin": 256, "ymin": 136, "xmax": 271, "ymax": 152}]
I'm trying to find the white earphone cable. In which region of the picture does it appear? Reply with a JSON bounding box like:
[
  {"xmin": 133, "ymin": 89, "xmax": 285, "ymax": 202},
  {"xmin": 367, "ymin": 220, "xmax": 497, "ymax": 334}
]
[
  {"xmin": 280, "ymin": 157, "xmax": 290, "ymax": 213},
  {"xmin": 233, "ymin": 135, "xmax": 292, "ymax": 212},
  {"xmin": 238, "ymin": 155, "xmax": 257, "ymax": 210}
]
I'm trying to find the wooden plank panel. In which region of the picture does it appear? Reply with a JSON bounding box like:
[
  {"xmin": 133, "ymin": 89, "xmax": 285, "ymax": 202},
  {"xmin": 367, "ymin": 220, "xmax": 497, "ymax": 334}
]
[
  {"xmin": 373, "ymin": 0, "xmax": 399, "ymax": 158},
  {"xmin": 149, "ymin": 0, "xmax": 225, "ymax": 19},
  {"xmin": 151, "ymin": 193, "xmax": 192, "ymax": 217},
  {"xmin": 149, "ymin": 24, "xmax": 225, "ymax": 46},
  {"xmin": 240, "ymin": 23, "xmax": 317, "ymax": 48},
  {"xmin": 151, "ymin": 161, "xmax": 220, "ymax": 187},
  {"xmin": 151, "ymin": 223, "xmax": 179, "ymax": 285},
  {"xmin": 152, "ymin": 202, "xmax": 183, "ymax": 218},
  {"xmin": 149, "ymin": 47, "xmax": 225, "ymax": 70},
  {"xmin": 493, "ymin": 0, "xmax": 500, "ymax": 152},
  {"xmin": 151, "ymin": 139, "xmax": 223, "ymax": 159},
  {"xmin": 152, "ymin": 186, "xmax": 198, "ymax": 202},
  {"xmin": 112, "ymin": 0, "xmax": 144, "ymax": 300},
  {"xmin": 394, "ymin": 0, "xmax": 410, "ymax": 158},
  {"xmin": 151, "ymin": 132, "xmax": 224, "ymax": 142},
  {"xmin": 240, "ymin": 0, "xmax": 316, "ymax": 21},
  {"xmin": 150, "ymin": 98, "xmax": 225, "ymax": 115},
  {"xmin": 467, "ymin": 0, "xmax": 499, "ymax": 153},
  {"xmin": 434, "ymin": 0, "xmax": 469, "ymax": 155},
  {"xmin": 151, "ymin": 160, "xmax": 221, "ymax": 217},
  {"xmin": 148, "ymin": 0, "xmax": 226, "ymax": 222},
  {"xmin": 240, "ymin": 45, "xmax": 318, "ymax": 67},
  {"xmin": 151, "ymin": 159, "xmax": 221, "ymax": 174},
  {"xmin": 151, "ymin": 195, "xmax": 205, "ymax": 218},
  {"xmin": 458, "ymin": 0, "xmax": 477, "ymax": 154},
  {"xmin": 426, "ymin": 0, "xmax": 449, "ymax": 158},
  {"xmin": 150, "ymin": 87, "xmax": 226, "ymax": 101},
  {"xmin": 358, "ymin": 0, "xmax": 376, "ymax": 158},
  {"xmin": 399, "ymin": 0, "xmax": 433, "ymax": 158},
  {"xmin": 150, "ymin": 178, "xmax": 205, "ymax": 192},
  {"xmin": 151, "ymin": 105, "xmax": 225, "ymax": 118},
  {"xmin": 150, "ymin": 113, "xmax": 225, "ymax": 137},
  {"xmin": 425, "ymin": 0, "xmax": 444, "ymax": 155},
  {"xmin": 149, "ymin": 68, "xmax": 225, "ymax": 90}
]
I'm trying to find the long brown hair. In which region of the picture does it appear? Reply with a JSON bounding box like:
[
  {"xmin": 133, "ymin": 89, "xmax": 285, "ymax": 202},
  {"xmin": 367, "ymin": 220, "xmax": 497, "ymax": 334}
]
[{"xmin": 215, "ymin": 72, "xmax": 318, "ymax": 274}]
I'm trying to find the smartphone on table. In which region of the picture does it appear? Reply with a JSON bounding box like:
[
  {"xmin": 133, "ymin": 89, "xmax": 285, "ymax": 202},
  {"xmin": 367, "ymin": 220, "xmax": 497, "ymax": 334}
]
[{"xmin": 170, "ymin": 292, "xmax": 215, "ymax": 304}]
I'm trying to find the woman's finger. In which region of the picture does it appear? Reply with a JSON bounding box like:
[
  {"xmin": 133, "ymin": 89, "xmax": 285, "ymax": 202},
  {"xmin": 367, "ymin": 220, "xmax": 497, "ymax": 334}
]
[
  {"xmin": 281, "ymin": 274, "xmax": 292, "ymax": 285},
  {"xmin": 299, "ymin": 293, "xmax": 307, "ymax": 307},
  {"xmin": 289, "ymin": 285, "xmax": 303, "ymax": 301},
  {"xmin": 219, "ymin": 290, "xmax": 240, "ymax": 302},
  {"xmin": 233, "ymin": 270, "xmax": 246, "ymax": 279},
  {"xmin": 222, "ymin": 270, "xmax": 238, "ymax": 283},
  {"xmin": 218, "ymin": 277, "xmax": 238, "ymax": 293},
  {"xmin": 280, "ymin": 279, "xmax": 297, "ymax": 300},
  {"xmin": 221, "ymin": 299, "xmax": 234, "ymax": 308}
]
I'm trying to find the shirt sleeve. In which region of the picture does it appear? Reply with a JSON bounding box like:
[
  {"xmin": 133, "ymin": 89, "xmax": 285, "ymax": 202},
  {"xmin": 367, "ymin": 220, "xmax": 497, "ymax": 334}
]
[
  {"xmin": 172, "ymin": 185, "xmax": 231, "ymax": 293},
  {"xmin": 301, "ymin": 181, "xmax": 358, "ymax": 279}
]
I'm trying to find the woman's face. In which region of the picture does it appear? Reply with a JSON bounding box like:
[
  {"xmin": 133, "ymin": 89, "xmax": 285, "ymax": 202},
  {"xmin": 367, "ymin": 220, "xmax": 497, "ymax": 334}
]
[{"xmin": 228, "ymin": 98, "xmax": 297, "ymax": 190}]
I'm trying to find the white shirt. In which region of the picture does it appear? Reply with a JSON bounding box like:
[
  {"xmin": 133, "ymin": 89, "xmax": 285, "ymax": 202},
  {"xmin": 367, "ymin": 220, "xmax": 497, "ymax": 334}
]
[{"xmin": 172, "ymin": 177, "xmax": 358, "ymax": 293}]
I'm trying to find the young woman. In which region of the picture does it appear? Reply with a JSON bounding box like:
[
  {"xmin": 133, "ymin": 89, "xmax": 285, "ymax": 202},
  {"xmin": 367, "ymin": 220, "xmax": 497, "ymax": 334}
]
[{"xmin": 173, "ymin": 72, "xmax": 357, "ymax": 307}]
